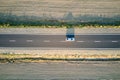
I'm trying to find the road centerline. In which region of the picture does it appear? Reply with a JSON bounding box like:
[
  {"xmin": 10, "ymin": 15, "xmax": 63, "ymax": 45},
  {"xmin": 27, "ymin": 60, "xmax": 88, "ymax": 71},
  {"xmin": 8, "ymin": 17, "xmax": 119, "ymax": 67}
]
[
  {"xmin": 112, "ymin": 41, "xmax": 118, "ymax": 43},
  {"xmin": 43, "ymin": 40, "xmax": 50, "ymax": 42},
  {"xmin": 77, "ymin": 41, "xmax": 85, "ymax": 42},
  {"xmin": 94, "ymin": 41, "xmax": 101, "ymax": 43},
  {"xmin": 26, "ymin": 40, "xmax": 33, "ymax": 42},
  {"xmin": 9, "ymin": 40, "xmax": 16, "ymax": 42}
]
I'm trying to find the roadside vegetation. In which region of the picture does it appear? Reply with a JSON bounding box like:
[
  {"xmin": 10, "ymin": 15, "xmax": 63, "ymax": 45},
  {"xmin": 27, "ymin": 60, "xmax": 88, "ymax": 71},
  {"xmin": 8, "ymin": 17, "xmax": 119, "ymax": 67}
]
[
  {"xmin": 0, "ymin": 24, "xmax": 120, "ymax": 28},
  {"xmin": 0, "ymin": 53, "xmax": 120, "ymax": 63},
  {"xmin": 0, "ymin": 12, "xmax": 120, "ymax": 28}
]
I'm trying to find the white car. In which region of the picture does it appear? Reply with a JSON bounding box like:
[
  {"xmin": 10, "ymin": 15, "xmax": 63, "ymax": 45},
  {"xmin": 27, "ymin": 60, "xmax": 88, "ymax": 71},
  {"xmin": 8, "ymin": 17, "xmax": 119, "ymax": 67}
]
[{"xmin": 66, "ymin": 37, "xmax": 75, "ymax": 41}]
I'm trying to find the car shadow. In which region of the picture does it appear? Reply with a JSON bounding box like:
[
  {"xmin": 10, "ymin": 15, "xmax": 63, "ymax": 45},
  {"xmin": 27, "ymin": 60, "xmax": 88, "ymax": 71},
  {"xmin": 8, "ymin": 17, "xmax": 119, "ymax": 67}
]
[{"xmin": 66, "ymin": 28, "xmax": 75, "ymax": 41}]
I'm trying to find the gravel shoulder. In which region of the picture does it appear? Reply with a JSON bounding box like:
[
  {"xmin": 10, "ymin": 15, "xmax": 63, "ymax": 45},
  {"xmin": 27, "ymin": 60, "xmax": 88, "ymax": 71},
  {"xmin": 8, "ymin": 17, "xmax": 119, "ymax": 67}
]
[{"xmin": 0, "ymin": 28, "xmax": 120, "ymax": 35}]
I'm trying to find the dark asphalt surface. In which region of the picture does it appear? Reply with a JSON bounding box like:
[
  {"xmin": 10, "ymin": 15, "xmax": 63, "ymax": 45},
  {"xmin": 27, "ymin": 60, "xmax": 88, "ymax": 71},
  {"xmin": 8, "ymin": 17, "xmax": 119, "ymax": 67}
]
[{"xmin": 0, "ymin": 34, "xmax": 120, "ymax": 48}]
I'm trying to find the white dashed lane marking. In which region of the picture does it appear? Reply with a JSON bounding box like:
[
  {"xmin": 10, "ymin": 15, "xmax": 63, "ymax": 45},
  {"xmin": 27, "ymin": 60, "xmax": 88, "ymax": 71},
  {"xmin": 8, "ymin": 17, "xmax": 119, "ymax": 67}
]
[
  {"xmin": 44, "ymin": 40, "xmax": 50, "ymax": 42},
  {"xmin": 94, "ymin": 41, "xmax": 101, "ymax": 43},
  {"xmin": 26, "ymin": 40, "xmax": 33, "ymax": 42},
  {"xmin": 112, "ymin": 41, "xmax": 118, "ymax": 43},
  {"xmin": 8, "ymin": 40, "xmax": 119, "ymax": 43},
  {"xmin": 9, "ymin": 40, "xmax": 16, "ymax": 42}
]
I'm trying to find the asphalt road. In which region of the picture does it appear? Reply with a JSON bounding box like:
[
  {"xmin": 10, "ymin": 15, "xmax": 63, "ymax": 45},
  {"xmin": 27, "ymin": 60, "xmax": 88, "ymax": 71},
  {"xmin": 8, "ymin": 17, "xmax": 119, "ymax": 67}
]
[{"xmin": 0, "ymin": 34, "xmax": 120, "ymax": 48}]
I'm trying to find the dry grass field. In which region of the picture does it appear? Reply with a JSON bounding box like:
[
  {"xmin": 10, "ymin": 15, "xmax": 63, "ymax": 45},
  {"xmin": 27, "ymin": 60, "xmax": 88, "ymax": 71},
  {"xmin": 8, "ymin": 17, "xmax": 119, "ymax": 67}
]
[{"xmin": 0, "ymin": 0, "xmax": 120, "ymax": 17}]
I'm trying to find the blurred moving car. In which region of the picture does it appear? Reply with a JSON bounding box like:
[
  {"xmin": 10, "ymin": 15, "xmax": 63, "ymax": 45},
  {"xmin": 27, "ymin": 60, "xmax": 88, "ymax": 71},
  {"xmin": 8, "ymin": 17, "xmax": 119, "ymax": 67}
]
[{"xmin": 66, "ymin": 34, "xmax": 75, "ymax": 41}]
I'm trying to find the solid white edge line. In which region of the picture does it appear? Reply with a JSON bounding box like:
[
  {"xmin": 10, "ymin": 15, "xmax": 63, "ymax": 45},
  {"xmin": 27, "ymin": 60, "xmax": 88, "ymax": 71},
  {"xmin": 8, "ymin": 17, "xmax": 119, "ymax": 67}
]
[{"xmin": 0, "ymin": 47, "xmax": 120, "ymax": 50}]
